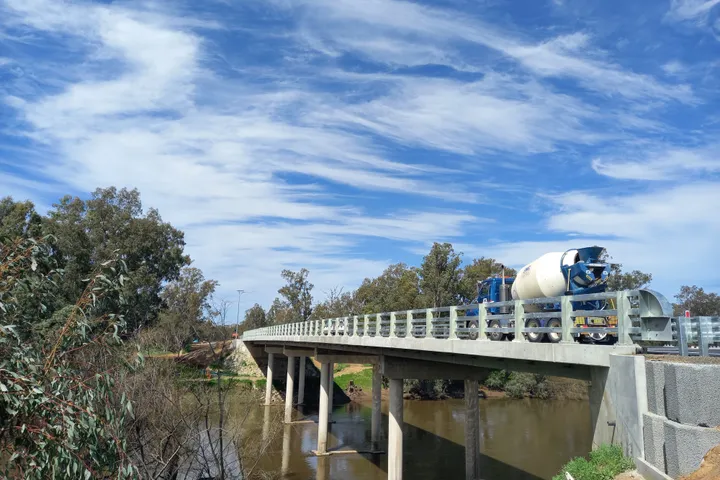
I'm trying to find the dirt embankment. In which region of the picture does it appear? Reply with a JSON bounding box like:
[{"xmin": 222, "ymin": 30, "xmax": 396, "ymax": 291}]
[{"xmin": 680, "ymin": 445, "xmax": 720, "ymax": 480}]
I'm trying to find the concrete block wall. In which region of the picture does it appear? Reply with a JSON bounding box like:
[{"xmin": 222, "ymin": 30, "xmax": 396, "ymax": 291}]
[{"xmin": 643, "ymin": 360, "xmax": 720, "ymax": 478}]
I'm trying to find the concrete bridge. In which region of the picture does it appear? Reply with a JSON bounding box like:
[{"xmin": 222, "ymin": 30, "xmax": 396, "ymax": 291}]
[{"xmin": 242, "ymin": 290, "xmax": 686, "ymax": 480}]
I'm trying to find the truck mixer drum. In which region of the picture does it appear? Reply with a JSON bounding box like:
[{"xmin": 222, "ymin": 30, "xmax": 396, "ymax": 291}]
[{"xmin": 511, "ymin": 246, "xmax": 609, "ymax": 301}]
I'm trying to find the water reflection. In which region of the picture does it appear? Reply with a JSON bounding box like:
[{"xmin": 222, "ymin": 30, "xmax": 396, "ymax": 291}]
[{"xmin": 237, "ymin": 397, "xmax": 590, "ymax": 480}]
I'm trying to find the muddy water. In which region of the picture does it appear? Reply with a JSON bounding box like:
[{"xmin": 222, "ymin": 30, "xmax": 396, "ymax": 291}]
[{"xmin": 236, "ymin": 397, "xmax": 591, "ymax": 480}]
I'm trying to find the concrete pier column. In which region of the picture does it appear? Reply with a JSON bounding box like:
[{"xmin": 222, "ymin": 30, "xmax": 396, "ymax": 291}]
[
  {"xmin": 285, "ymin": 356, "xmax": 296, "ymax": 424},
  {"xmin": 264, "ymin": 353, "xmax": 275, "ymax": 405},
  {"xmin": 328, "ymin": 362, "xmax": 335, "ymax": 421},
  {"xmin": 297, "ymin": 356, "xmax": 306, "ymax": 405},
  {"xmin": 464, "ymin": 379, "xmax": 481, "ymax": 480},
  {"xmin": 371, "ymin": 364, "xmax": 382, "ymax": 450},
  {"xmin": 262, "ymin": 405, "xmax": 271, "ymax": 445},
  {"xmin": 388, "ymin": 378, "xmax": 404, "ymax": 480},
  {"xmin": 317, "ymin": 362, "xmax": 330, "ymax": 454},
  {"xmin": 281, "ymin": 424, "xmax": 291, "ymax": 475}
]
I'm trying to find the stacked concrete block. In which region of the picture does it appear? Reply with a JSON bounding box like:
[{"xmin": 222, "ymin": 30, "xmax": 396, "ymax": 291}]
[
  {"xmin": 663, "ymin": 363, "xmax": 720, "ymax": 427},
  {"xmin": 642, "ymin": 412, "xmax": 666, "ymax": 472},
  {"xmin": 664, "ymin": 420, "xmax": 720, "ymax": 478},
  {"xmin": 643, "ymin": 359, "xmax": 720, "ymax": 478},
  {"xmin": 645, "ymin": 361, "xmax": 665, "ymax": 416}
]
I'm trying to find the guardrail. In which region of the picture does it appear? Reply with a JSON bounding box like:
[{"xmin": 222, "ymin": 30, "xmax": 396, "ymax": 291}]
[
  {"xmin": 243, "ymin": 290, "xmax": 655, "ymax": 346},
  {"xmin": 674, "ymin": 316, "xmax": 720, "ymax": 356}
]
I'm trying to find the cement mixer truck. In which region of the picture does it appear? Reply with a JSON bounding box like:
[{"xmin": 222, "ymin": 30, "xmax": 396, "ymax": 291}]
[{"xmin": 472, "ymin": 246, "xmax": 618, "ymax": 344}]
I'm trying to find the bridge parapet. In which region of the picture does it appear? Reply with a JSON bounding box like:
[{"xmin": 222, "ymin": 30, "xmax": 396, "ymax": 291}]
[{"xmin": 243, "ymin": 289, "xmax": 673, "ymax": 347}]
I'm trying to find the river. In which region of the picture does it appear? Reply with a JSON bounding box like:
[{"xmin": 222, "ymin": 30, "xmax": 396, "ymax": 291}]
[{"xmin": 234, "ymin": 396, "xmax": 591, "ymax": 480}]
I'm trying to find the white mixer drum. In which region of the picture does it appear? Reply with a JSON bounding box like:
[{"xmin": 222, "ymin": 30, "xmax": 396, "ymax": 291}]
[{"xmin": 511, "ymin": 250, "xmax": 578, "ymax": 300}]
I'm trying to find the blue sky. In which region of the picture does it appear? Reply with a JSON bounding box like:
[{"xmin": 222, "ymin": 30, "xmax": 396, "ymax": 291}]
[{"xmin": 1, "ymin": 0, "xmax": 720, "ymax": 315}]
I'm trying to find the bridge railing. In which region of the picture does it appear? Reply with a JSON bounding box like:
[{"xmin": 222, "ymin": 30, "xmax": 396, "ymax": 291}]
[
  {"xmin": 674, "ymin": 316, "xmax": 720, "ymax": 356},
  {"xmin": 242, "ymin": 290, "xmax": 654, "ymax": 346}
]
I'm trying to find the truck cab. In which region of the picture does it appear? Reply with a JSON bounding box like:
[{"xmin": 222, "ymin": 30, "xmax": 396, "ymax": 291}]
[{"xmin": 476, "ymin": 276, "xmax": 514, "ymax": 314}]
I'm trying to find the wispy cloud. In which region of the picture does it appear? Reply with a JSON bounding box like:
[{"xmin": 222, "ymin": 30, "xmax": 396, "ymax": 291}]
[
  {"xmin": 666, "ymin": 0, "xmax": 720, "ymax": 23},
  {"xmin": 591, "ymin": 145, "xmax": 720, "ymax": 180},
  {"xmin": 2, "ymin": 0, "xmax": 719, "ymax": 307}
]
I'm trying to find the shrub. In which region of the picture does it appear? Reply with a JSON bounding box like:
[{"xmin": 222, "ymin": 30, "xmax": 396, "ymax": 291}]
[{"xmin": 485, "ymin": 370, "xmax": 510, "ymax": 390}]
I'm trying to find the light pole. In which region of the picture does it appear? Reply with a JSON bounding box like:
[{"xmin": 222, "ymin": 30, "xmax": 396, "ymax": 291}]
[{"xmin": 235, "ymin": 289, "xmax": 245, "ymax": 335}]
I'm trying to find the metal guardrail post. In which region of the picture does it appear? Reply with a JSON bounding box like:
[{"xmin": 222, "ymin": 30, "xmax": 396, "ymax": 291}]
[
  {"xmin": 375, "ymin": 314, "xmax": 381, "ymax": 337},
  {"xmin": 677, "ymin": 317, "xmax": 689, "ymax": 356},
  {"xmin": 616, "ymin": 291, "xmax": 632, "ymax": 346},
  {"xmin": 698, "ymin": 317, "xmax": 710, "ymax": 357},
  {"xmin": 425, "ymin": 309, "xmax": 433, "ymax": 338},
  {"xmin": 478, "ymin": 303, "xmax": 487, "ymax": 341},
  {"xmin": 406, "ymin": 311, "xmax": 412, "ymax": 337},
  {"xmin": 449, "ymin": 306, "xmax": 458, "ymax": 339},
  {"xmin": 364, "ymin": 315, "xmax": 370, "ymax": 336},
  {"xmin": 513, "ymin": 300, "xmax": 526, "ymax": 342},
  {"xmin": 390, "ymin": 312, "xmax": 397, "ymax": 338},
  {"xmin": 560, "ymin": 296, "xmax": 572, "ymax": 344},
  {"xmin": 352, "ymin": 316, "xmax": 358, "ymax": 337}
]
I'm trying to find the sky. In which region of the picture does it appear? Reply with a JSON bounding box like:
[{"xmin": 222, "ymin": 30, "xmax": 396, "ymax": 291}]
[{"xmin": 1, "ymin": 0, "xmax": 720, "ymax": 318}]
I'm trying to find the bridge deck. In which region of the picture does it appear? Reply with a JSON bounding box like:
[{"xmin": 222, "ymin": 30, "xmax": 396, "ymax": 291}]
[{"xmin": 246, "ymin": 334, "xmax": 638, "ymax": 368}]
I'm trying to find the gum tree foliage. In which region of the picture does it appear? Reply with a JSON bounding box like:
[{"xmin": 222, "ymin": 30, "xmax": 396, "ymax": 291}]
[
  {"xmin": 459, "ymin": 258, "xmax": 516, "ymax": 303},
  {"xmin": 311, "ymin": 287, "xmax": 362, "ymax": 320},
  {"xmin": 674, "ymin": 285, "xmax": 720, "ymax": 316},
  {"xmin": 419, "ymin": 242, "xmax": 463, "ymax": 308},
  {"xmin": 242, "ymin": 303, "xmax": 268, "ymax": 330},
  {"xmin": 355, "ymin": 264, "xmax": 421, "ymax": 314},
  {"xmin": 0, "ymin": 236, "xmax": 139, "ymax": 479},
  {"xmin": 154, "ymin": 266, "xmax": 219, "ymax": 352},
  {"xmin": 0, "ymin": 197, "xmax": 43, "ymax": 240},
  {"xmin": 277, "ymin": 268, "xmax": 314, "ymax": 322},
  {"xmin": 266, "ymin": 298, "xmax": 294, "ymax": 326},
  {"xmin": 43, "ymin": 187, "xmax": 190, "ymax": 332},
  {"xmin": 601, "ymin": 253, "xmax": 652, "ymax": 291}
]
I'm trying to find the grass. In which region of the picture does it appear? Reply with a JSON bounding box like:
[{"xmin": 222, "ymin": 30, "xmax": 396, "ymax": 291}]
[
  {"xmin": 552, "ymin": 444, "xmax": 635, "ymax": 480},
  {"xmin": 334, "ymin": 367, "xmax": 373, "ymax": 392},
  {"xmin": 333, "ymin": 363, "xmax": 349, "ymax": 373}
]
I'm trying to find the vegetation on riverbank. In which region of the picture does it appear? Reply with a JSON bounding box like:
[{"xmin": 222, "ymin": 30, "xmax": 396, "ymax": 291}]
[
  {"xmin": 484, "ymin": 370, "xmax": 588, "ymax": 400},
  {"xmin": 552, "ymin": 444, "xmax": 634, "ymax": 480}
]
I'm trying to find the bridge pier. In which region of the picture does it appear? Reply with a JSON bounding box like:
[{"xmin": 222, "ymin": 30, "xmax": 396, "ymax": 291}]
[
  {"xmin": 328, "ymin": 362, "xmax": 334, "ymax": 420},
  {"xmin": 371, "ymin": 363, "xmax": 382, "ymax": 450},
  {"xmin": 388, "ymin": 377, "xmax": 404, "ymax": 480},
  {"xmin": 284, "ymin": 356, "xmax": 296, "ymax": 423},
  {"xmin": 297, "ymin": 356, "xmax": 306, "ymax": 405},
  {"xmin": 317, "ymin": 361, "xmax": 330, "ymax": 454},
  {"xmin": 264, "ymin": 352, "xmax": 274, "ymax": 405},
  {"xmin": 464, "ymin": 379, "xmax": 481, "ymax": 480}
]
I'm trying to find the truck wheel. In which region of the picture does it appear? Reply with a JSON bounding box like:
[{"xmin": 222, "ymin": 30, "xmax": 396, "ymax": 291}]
[
  {"xmin": 547, "ymin": 318, "xmax": 562, "ymax": 343},
  {"xmin": 590, "ymin": 333, "xmax": 617, "ymax": 345},
  {"xmin": 468, "ymin": 320, "xmax": 479, "ymax": 340},
  {"xmin": 524, "ymin": 319, "xmax": 543, "ymax": 343},
  {"xmin": 487, "ymin": 319, "xmax": 504, "ymax": 341}
]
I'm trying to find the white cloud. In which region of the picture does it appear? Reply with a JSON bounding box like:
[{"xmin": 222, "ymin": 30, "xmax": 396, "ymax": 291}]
[
  {"xmin": 288, "ymin": 0, "xmax": 694, "ymax": 102},
  {"xmin": 667, "ymin": 0, "xmax": 720, "ymax": 22},
  {"xmin": 473, "ymin": 183, "xmax": 720, "ymax": 298},
  {"xmin": 591, "ymin": 146, "xmax": 720, "ymax": 180}
]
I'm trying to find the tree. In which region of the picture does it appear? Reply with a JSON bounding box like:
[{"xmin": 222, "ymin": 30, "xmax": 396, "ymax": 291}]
[
  {"xmin": 601, "ymin": 253, "xmax": 652, "ymax": 291},
  {"xmin": 277, "ymin": 268, "xmax": 314, "ymax": 322},
  {"xmin": 418, "ymin": 242, "xmax": 463, "ymax": 307},
  {"xmin": 311, "ymin": 286, "xmax": 360, "ymax": 319},
  {"xmin": 674, "ymin": 285, "xmax": 720, "ymax": 316},
  {"xmin": 44, "ymin": 187, "xmax": 190, "ymax": 332},
  {"xmin": 153, "ymin": 267, "xmax": 218, "ymax": 353},
  {"xmin": 0, "ymin": 197, "xmax": 42, "ymax": 240},
  {"xmin": 266, "ymin": 297, "xmax": 295, "ymax": 325},
  {"xmin": 459, "ymin": 257, "xmax": 515, "ymax": 303},
  {"xmin": 355, "ymin": 263, "xmax": 421, "ymax": 313},
  {"xmin": 0, "ymin": 236, "xmax": 138, "ymax": 479},
  {"xmin": 243, "ymin": 303, "xmax": 268, "ymax": 330}
]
